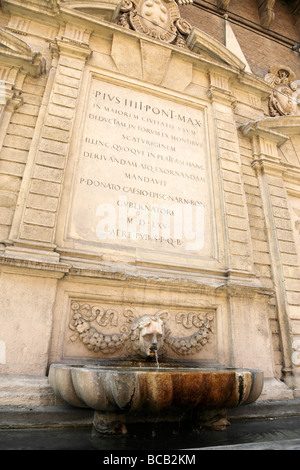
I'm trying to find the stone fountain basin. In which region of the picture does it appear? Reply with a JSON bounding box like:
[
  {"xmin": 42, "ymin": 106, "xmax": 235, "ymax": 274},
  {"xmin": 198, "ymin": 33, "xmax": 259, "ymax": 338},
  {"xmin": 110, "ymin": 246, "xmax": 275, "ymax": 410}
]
[{"xmin": 49, "ymin": 362, "xmax": 264, "ymax": 413}]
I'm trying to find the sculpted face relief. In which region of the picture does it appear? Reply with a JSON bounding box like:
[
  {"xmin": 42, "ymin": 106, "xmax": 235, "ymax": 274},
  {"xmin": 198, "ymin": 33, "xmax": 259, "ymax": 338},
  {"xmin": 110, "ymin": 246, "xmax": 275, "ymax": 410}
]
[{"xmin": 137, "ymin": 317, "xmax": 164, "ymax": 358}]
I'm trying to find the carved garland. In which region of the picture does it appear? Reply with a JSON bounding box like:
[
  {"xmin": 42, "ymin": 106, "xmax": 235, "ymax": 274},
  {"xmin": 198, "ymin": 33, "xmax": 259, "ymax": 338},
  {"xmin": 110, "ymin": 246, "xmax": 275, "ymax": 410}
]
[
  {"xmin": 165, "ymin": 311, "xmax": 214, "ymax": 355},
  {"xmin": 69, "ymin": 302, "xmax": 214, "ymax": 357}
]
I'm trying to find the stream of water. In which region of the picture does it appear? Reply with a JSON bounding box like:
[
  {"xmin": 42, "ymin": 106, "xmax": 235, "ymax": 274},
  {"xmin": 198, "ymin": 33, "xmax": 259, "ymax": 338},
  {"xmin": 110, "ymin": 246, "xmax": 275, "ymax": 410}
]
[{"xmin": 154, "ymin": 350, "xmax": 160, "ymax": 368}]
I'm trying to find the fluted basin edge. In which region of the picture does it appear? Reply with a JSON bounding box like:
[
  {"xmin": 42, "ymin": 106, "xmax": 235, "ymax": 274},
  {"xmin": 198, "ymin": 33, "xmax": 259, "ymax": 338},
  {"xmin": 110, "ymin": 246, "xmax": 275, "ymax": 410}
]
[{"xmin": 49, "ymin": 363, "xmax": 264, "ymax": 413}]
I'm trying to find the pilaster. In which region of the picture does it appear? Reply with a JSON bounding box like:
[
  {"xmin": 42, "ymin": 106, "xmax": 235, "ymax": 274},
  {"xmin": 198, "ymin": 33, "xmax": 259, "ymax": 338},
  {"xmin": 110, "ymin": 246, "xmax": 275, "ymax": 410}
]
[
  {"xmin": 5, "ymin": 26, "xmax": 91, "ymax": 263},
  {"xmin": 241, "ymin": 120, "xmax": 300, "ymax": 391},
  {"xmin": 0, "ymin": 29, "xmax": 47, "ymax": 248},
  {"xmin": 208, "ymin": 72, "xmax": 257, "ymax": 286}
]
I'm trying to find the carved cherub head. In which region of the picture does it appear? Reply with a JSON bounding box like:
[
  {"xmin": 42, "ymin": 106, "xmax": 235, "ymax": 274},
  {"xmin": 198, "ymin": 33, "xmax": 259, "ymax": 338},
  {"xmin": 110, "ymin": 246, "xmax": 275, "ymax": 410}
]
[{"xmin": 130, "ymin": 315, "xmax": 164, "ymax": 358}]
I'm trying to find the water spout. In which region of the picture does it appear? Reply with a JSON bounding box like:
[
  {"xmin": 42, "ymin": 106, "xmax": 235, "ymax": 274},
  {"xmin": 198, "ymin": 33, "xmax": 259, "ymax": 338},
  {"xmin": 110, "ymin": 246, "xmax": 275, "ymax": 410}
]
[
  {"xmin": 148, "ymin": 343, "xmax": 160, "ymax": 368},
  {"xmin": 154, "ymin": 350, "xmax": 160, "ymax": 369},
  {"xmin": 131, "ymin": 315, "xmax": 164, "ymax": 359}
]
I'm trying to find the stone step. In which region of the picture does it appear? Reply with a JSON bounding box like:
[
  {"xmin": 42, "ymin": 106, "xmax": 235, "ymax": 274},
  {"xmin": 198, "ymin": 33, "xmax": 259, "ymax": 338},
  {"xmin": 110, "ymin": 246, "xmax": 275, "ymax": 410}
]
[{"xmin": 0, "ymin": 375, "xmax": 56, "ymax": 407}]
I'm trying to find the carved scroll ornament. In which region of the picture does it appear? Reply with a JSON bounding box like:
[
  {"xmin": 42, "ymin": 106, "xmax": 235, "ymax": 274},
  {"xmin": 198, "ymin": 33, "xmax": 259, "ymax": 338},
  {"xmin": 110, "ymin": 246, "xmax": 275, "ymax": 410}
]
[
  {"xmin": 69, "ymin": 302, "xmax": 214, "ymax": 357},
  {"xmin": 116, "ymin": 0, "xmax": 192, "ymax": 47},
  {"xmin": 264, "ymin": 65, "xmax": 300, "ymax": 117},
  {"xmin": 164, "ymin": 311, "xmax": 214, "ymax": 355}
]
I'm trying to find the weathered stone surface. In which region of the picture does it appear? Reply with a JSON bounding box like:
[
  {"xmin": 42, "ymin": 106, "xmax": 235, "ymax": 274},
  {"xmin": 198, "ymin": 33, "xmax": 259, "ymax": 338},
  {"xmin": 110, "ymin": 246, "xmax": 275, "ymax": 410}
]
[
  {"xmin": 49, "ymin": 362, "xmax": 264, "ymax": 432},
  {"xmin": 0, "ymin": 0, "xmax": 299, "ymax": 411}
]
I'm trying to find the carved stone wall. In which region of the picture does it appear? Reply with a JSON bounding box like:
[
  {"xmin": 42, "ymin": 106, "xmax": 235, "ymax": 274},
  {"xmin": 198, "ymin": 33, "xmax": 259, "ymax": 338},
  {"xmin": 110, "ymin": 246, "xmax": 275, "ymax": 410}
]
[
  {"xmin": 0, "ymin": 0, "xmax": 299, "ymax": 406},
  {"xmin": 68, "ymin": 301, "xmax": 215, "ymax": 359}
]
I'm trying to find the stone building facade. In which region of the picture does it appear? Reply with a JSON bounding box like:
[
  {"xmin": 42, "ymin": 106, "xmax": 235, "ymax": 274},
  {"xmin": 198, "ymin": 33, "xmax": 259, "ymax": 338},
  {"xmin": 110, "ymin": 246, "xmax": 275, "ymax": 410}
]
[{"xmin": 0, "ymin": 0, "xmax": 299, "ymax": 408}]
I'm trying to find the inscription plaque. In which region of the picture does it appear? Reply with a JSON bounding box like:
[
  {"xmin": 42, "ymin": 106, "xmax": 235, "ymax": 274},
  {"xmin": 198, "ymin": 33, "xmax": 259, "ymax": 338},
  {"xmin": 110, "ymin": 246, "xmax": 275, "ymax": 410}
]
[{"xmin": 67, "ymin": 78, "xmax": 214, "ymax": 257}]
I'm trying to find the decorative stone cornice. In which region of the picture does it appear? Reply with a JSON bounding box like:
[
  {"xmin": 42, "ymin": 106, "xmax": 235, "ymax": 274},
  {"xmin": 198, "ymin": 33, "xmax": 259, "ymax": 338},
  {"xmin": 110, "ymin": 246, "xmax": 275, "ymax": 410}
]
[
  {"xmin": 186, "ymin": 27, "xmax": 246, "ymax": 71},
  {"xmin": 255, "ymin": 115, "xmax": 300, "ymax": 136},
  {"xmin": 50, "ymin": 36, "xmax": 92, "ymax": 61},
  {"xmin": 207, "ymin": 86, "xmax": 237, "ymax": 108},
  {"xmin": 240, "ymin": 120, "xmax": 289, "ymax": 147},
  {"xmin": 60, "ymin": 0, "xmax": 121, "ymax": 21},
  {"xmin": 0, "ymin": 255, "xmax": 70, "ymax": 279},
  {"xmin": 0, "ymin": 28, "xmax": 46, "ymax": 77},
  {"xmin": 0, "ymin": 81, "xmax": 23, "ymax": 111},
  {"xmin": 1, "ymin": 0, "xmax": 60, "ymax": 16},
  {"xmin": 241, "ymin": 118, "xmax": 300, "ymax": 182},
  {"xmin": 207, "ymin": 71, "xmax": 237, "ymax": 107},
  {"xmin": 240, "ymin": 119, "xmax": 290, "ymax": 177}
]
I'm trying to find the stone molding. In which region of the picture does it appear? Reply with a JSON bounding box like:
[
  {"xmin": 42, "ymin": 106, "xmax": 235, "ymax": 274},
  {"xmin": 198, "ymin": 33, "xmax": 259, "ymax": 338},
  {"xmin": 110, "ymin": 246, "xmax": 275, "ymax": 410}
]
[
  {"xmin": 0, "ymin": 28, "xmax": 46, "ymax": 77},
  {"xmin": 1, "ymin": 0, "xmax": 60, "ymax": 16},
  {"xmin": 186, "ymin": 27, "xmax": 247, "ymax": 72},
  {"xmin": 0, "ymin": 28, "xmax": 46, "ymax": 185},
  {"xmin": 0, "ymin": 27, "xmax": 46, "ymax": 127}
]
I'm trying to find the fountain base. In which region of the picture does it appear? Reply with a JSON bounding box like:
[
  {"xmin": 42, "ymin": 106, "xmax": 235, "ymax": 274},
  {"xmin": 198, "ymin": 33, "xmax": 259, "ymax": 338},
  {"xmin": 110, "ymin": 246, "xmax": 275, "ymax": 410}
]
[
  {"xmin": 49, "ymin": 362, "xmax": 264, "ymax": 434},
  {"xmin": 93, "ymin": 411, "xmax": 127, "ymax": 434}
]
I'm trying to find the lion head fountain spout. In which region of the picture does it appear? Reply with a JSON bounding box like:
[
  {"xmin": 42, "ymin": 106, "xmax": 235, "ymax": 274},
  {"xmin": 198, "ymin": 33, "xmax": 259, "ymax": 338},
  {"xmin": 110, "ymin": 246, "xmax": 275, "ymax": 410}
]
[{"xmin": 130, "ymin": 315, "xmax": 164, "ymax": 360}]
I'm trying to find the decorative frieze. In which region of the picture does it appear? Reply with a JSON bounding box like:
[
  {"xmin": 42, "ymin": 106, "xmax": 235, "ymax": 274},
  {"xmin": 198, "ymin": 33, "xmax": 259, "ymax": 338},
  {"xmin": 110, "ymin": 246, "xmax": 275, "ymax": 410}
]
[{"xmin": 69, "ymin": 301, "xmax": 215, "ymax": 358}]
